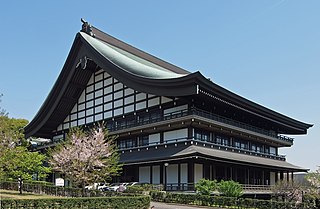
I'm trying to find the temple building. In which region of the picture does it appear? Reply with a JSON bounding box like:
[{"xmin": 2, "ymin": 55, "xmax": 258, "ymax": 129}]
[{"xmin": 25, "ymin": 21, "xmax": 312, "ymax": 191}]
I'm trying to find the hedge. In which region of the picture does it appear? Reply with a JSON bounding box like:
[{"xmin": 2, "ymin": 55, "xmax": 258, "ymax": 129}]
[
  {"xmin": 0, "ymin": 181, "xmax": 118, "ymax": 197},
  {"xmin": 1, "ymin": 195, "xmax": 150, "ymax": 209},
  {"xmin": 150, "ymin": 191, "xmax": 317, "ymax": 209}
]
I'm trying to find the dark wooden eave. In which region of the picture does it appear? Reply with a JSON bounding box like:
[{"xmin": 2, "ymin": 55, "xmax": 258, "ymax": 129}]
[
  {"xmin": 120, "ymin": 144, "xmax": 308, "ymax": 172},
  {"xmin": 24, "ymin": 25, "xmax": 312, "ymax": 138}
]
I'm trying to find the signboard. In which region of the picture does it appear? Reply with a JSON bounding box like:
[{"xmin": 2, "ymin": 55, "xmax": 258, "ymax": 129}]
[{"xmin": 55, "ymin": 178, "xmax": 65, "ymax": 187}]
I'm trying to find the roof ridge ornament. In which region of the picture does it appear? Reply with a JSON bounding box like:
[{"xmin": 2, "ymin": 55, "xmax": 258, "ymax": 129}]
[
  {"xmin": 76, "ymin": 56, "xmax": 92, "ymax": 70},
  {"xmin": 81, "ymin": 18, "xmax": 95, "ymax": 37}
]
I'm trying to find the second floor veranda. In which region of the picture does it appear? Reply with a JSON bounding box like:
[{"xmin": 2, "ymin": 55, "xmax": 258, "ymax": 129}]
[
  {"xmin": 35, "ymin": 107, "xmax": 294, "ymax": 150},
  {"xmin": 108, "ymin": 107, "xmax": 294, "ymax": 145}
]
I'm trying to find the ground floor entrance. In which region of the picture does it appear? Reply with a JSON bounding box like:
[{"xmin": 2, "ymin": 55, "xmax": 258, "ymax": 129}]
[{"xmin": 120, "ymin": 159, "xmax": 295, "ymax": 191}]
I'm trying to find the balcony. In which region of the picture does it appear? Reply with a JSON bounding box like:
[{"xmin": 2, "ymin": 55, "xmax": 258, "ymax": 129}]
[
  {"xmin": 108, "ymin": 107, "xmax": 294, "ymax": 144},
  {"xmin": 34, "ymin": 107, "xmax": 293, "ymax": 150},
  {"xmin": 118, "ymin": 137, "xmax": 286, "ymax": 161}
]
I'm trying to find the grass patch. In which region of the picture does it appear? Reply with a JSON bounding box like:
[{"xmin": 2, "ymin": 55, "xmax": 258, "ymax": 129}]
[{"xmin": 0, "ymin": 189, "xmax": 61, "ymax": 199}]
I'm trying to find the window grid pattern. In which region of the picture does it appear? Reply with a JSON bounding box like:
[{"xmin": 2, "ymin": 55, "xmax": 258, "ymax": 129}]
[
  {"xmin": 194, "ymin": 128, "xmax": 277, "ymax": 156},
  {"xmin": 56, "ymin": 70, "xmax": 173, "ymax": 132}
]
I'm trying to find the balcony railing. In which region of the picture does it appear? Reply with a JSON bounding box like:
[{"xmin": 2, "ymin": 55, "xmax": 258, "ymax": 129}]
[
  {"xmin": 118, "ymin": 137, "xmax": 286, "ymax": 161},
  {"xmin": 35, "ymin": 107, "xmax": 293, "ymax": 150},
  {"xmin": 162, "ymin": 183, "xmax": 272, "ymax": 193},
  {"xmin": 190, "ymin": 108, "xmax": 293, "ymax": 143},
  {"xmin": 108, "ymin": 107, "xmax": 293, "ymax": 143}
]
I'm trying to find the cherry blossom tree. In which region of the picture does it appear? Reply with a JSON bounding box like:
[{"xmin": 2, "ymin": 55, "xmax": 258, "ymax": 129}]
[
  {"xmin": 272, "ymin": 180, "xmax": 303, "ymax": 202},
  {"xmin": 305, "ymin": 167, "xmax": 320, "ymax": 193},
  {"xmin": 49, "ymin": 125, "xmax": 122, "ymax": 191}
]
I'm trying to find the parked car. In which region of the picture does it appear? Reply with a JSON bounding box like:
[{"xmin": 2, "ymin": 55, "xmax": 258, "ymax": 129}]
[
  {"xmin": 108, "ymin": 183, "xmax": 128, "ymax": 192},
  {"xmin": 127, "ymin": 182, "xmax": 139, "ymax": 187},
  {"xmin": 98, "ymin": 182, "xmax": 139, "ymax": 192},
  {"xmin": 85, "ymin": 183, "xmax": 99, "ymax": 190},
  {"xmin": 97, "ymin": 183, "xmax": 110, "ymax": 191}
]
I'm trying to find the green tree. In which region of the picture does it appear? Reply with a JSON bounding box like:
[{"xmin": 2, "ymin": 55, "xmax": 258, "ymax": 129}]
[
  {"xmin": 218, "ymin": 180, "xmax": 243, "ymax": 197},
  {"xmin": 0, "ymin": 116, "xmax": 28, "ymax": 147},
  {"xmin": 0, "ymin": 146, "xmax": 51, "ymax": 193},
  {"xmin": 49, "ymin": 125, "xmax": 122, "ymax": 194},
  {"xmin": 0, "ymin": 115, "xmax": 30, "ymax": 180},
  {"xmin": 0, "ymin": 114, "xmax": 50, "ymax": 194},
  {"xmin": 195, "ymin": 179, "xmax": 218, "ymax": 195},
  {"xmin": 0, "ymin": 93, "xmax": 8, "ymax": 116}
]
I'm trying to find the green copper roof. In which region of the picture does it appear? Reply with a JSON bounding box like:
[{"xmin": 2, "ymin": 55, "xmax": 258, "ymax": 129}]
[{"xmin": 80, "ymin": 32, "xmax": 188, "ymax": 79}]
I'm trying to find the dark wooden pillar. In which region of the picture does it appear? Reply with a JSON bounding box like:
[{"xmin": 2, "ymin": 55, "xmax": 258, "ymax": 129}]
[
  {"xmin": 224, "ymin": 166, "xmax": 228, "ymax": 180},
  {"xmin": 188, "ymin": 127, "xmax": 193, "ymax": 140},
  {"xmin": 280, "ymin": 171, "xmax": 284, "ymax": 181},
  {"xmin": 178, "ymin": 163, "xmax": 181, "ymax": 190},
  {"xmin": 247, "ymin": 168, "xmax": 250, "ymax": 184},
  {"xmin": 212, "ymin": 165, "xmax": 216, "ymax": 180},
  {"xmin": 160, "ymin": 132, "xmax": 164, "ymax": 143},
  {"xmin": 160, "ymin": 165, "xmax": 164, "ymax": 184},
  {"xmin": 150, "ymin": 166, "xmax": 153, "ymax": 184}
]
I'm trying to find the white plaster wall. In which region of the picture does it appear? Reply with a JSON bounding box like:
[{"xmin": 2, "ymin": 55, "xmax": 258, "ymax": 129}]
[
  {"xmin": 164, "ymin": 128, "xmax": 188, "ymax": 142},
  {"xmin": 148, "ymin": 97, "xmax": 160, "ymax": 107},
  {"xmin": 149, "ymin": 133, "xmax": 160, "ymax": 145},
  {"xmin": 139, "ymin": 166, "xmax": 150, "ymax": 183},
  {"xmin": 163, "ymin": 104, "xmax": 188, "ymax": 115},
  {"xmin": 161, "ymin": 96, "xmax": 173, "ymax": 104},
  {"xmin": 152, "ymin": 166, "xmax": 160, "ymax": 184},
  {"xmin": 180, "ymin": 163, "xmax": 188, "ymax": 184},
  {"xmin": 167, "ymin": 164, "xmax": 178, "ymax": 184},
  {"xmin": 270, "ymin": 172, "xmax": 276, "ymax": 185},
  {"xmin": 194, "ymin": 164, "xmax": 203, "ymax": 184}
]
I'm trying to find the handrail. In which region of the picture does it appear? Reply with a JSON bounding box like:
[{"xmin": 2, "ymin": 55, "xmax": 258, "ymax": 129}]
[
  {"xmin": 34, "ymin": 107, "xmax": 293, "ymax": 150},
  {"xmin": 163, "ymin": 183, "xmax": 273, "ymax": 192},
  {"xmin": 118, "ymin": 137, "xmax": 286, "ymax": 160},
  {"xmin": 242, "ymin": 184, "xmax": 272, "ymax": 191},
  {"xmin": 190, "ymin": 107, "xmax": 293, "ymax": 143},
  {"xmin": 109, "ymin": 107, "xmax": 293, "ymax": 143}
]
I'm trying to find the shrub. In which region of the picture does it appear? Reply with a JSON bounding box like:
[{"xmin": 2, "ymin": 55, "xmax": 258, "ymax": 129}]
[
  {"xmin": 141, "ymin": 183, "xmax": 153, "ymax": 191},
  {"xmin": 150, "ymin": 191, "xmax": 317, "ymax": 209},
  {"xmin": 125, "ymin": 185, "xmax": 144, "ymax": 194},
  {"xmin": 1, "ymin": 195, "xmax": 150, "ymax": 209},
  {"xmin": 217, "ymin": 180, "xmax": 243, "ymax": 197},
  {"xmin": 195, "ymin": 178, "xmax": 217, "ymax": 195},
  {"xmin": 150, "ymin": 190, "xmax": 166, "ymax": 202},
  {"xmin": 165, "ymin": 193, "xmax": 197, "ymax": 205},
  {"xmin": 303, "ymin": 193, "xmax": 319, "ymax": 208}
]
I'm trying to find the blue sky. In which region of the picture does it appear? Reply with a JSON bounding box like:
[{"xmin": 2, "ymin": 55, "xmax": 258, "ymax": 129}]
[{"xmin": 0, "ymin": 0, "xmax": 319, "ymax": 171}]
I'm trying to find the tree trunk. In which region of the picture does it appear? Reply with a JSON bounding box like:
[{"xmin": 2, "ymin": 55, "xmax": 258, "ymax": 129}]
[{"xmin": 82, "ymin": 181, "xmax": 85, "ymax": 197}]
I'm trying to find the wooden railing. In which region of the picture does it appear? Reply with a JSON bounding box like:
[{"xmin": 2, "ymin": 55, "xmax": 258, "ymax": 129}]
[
  {"xmin": 34, "ymin": 107, "xmax": 293, "ymax": 150},
  {"xmin": 163, "ymin": 183, "xmax": 272, "ymax": 193}
]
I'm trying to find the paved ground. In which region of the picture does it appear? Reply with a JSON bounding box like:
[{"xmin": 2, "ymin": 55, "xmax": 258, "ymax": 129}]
[{"xmin": 150, "ymin": 202, "xmax": 221, "ymax": 209}]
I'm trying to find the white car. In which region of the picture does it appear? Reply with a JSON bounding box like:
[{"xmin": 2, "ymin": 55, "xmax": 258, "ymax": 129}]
[
  {"xmin": 127, "ymin": 182, "xmax": 138, "ymax": 187},
  {"xmin": 97, "ymin": 183, "xmax": 109, "ymax": 191},
  {"xmin": 108, "ymin": 183, "xmax": 129, "ymax": 192}
]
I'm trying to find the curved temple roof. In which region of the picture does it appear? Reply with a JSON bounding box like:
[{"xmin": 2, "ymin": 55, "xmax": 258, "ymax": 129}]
[
  {"xmin": 80, "ymin": 32, "xmax": 187, "ymax": 79},
  {"xmin": 24, "ymin": 23, "xmax": 312, "ymax": 138}
]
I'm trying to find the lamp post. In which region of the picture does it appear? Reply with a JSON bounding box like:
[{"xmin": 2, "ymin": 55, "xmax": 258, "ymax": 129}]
[{"xmin": 164, "ymin": 163, "xmax": 169, "ymax": 191}]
